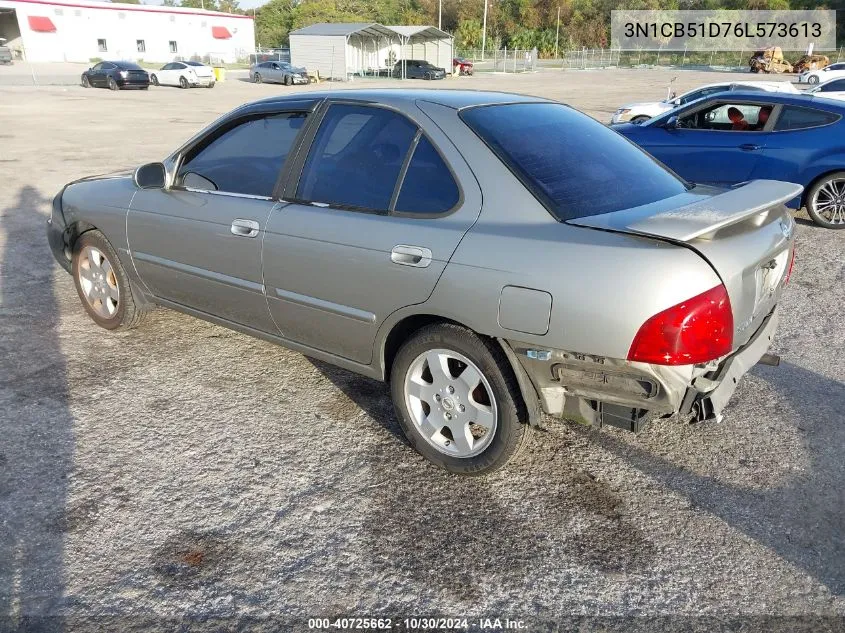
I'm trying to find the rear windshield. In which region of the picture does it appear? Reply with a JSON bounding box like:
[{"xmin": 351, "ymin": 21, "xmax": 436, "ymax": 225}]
[
  {"xmin": 185, "ymin": 61, "xmax": 205, "ymax": 67},
  {"xmin": 116, "ymin": 62, "xmax": 143, "ymax": 70},
  {"xmin": 460, "ymin": 103, "xmax": 689, "ymax": 221}
]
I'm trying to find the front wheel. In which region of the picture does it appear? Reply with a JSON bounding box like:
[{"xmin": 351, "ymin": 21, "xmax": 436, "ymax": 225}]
[
  {"xmin": 390, "ymin": 324, "xmax": 530, "ymax": 475},
  {"xmin": 284, "ymin": 74, "xmax": 292, "ymax": 86},
  {"xmin": 81, "ymin": 75, "xmax": 90, "ymax": 88},
  {"xmin": 806, "ymin": 172, "xmax": 845, "ymax": 229},
  {"xmin": 808, "ymin": 75, "xmax": 819, "ymax": 85},
  {"xmin": 253, "ymin": 73, "xmax": 262, "ymax": 84},
  {"xmin": 72, "ymin": 230, "xmax": 149, "ymax": 329}
]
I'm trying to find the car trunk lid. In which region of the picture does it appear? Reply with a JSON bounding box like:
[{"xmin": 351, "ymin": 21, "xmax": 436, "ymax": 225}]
[
  {"xmin": 569, "ymin": 180, "xmax": 801, "ymax": 348},
  {"xmin": 191, "ymin": 66, "xmax": 214, "ymax": 77}
]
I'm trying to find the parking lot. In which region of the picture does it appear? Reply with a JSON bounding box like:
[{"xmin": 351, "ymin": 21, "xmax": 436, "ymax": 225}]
[{"xmin": 1, "ymin": 68, "xmax": 843, "ymax": 630}]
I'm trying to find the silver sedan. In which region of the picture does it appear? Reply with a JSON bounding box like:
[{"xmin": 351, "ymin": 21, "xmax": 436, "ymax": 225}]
[{"xmin": 47, "ymin": 90, "xmax": 797, "ymax": 474}]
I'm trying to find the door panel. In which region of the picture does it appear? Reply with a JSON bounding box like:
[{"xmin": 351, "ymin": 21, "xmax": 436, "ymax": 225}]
[
  {"xmin": 128, "ymin": 190, "xmax": 279, "ymax": 332},
  {"xmin": 643, "ymin": 128, "xmax": 768, "ymax": 186},
  {"xmin": 262, "ymin": 102, "xmax": 481, "ymax": 364}
]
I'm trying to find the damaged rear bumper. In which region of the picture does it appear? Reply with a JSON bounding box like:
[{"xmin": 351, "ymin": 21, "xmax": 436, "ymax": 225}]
[{"xmin": 506, "ymin": 308, "xmax": 779, "ymax": 431}]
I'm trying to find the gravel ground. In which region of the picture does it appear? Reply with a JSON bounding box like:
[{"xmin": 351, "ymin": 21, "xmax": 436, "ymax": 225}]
[{"xmin": 0, "ymin": 69, "xmax": 843, "ymax": 632}]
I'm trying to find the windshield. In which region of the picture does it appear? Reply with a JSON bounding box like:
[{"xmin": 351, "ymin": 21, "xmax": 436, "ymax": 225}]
[{"xmin": 460, "ymin": 103, "xmax": 689, "ymax": 221}]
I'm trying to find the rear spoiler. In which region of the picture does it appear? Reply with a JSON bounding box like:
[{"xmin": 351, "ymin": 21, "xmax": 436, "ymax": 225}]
[{"xmin": 569, "ymin": 180, "xmax": 803, "ymax": 242}]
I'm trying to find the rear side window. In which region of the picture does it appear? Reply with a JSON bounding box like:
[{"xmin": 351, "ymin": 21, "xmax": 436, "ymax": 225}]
[
  {"xmin": 774, "ymin": 106, "xmax": 839, "ymax": 131},
  {"xmin": 178, "ymin": 113, "xmax": 306, "ymax": 197},
  {"xmin": 461, "ymin": 103, "xmax": 688, "ymax": 221},
  {"xmin": 819, "ymin": 79, "xmax": 845, "ymax": 92},
  {"xmin": 297, "ymin": 104, "xmax": 417, "ymax": 211},
  {"xmin": 395, "ymin": 136, "xmax": 459, "ymax": 214}
]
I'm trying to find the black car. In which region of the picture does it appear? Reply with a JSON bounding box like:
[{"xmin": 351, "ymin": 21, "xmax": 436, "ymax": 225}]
[
  {"xmin": 82, "ymin": 61, "xmax": 150, "ymax": 90},
  {"xmin": 392, "ymin": 60, "xmax": 446, "ymax": 80}
]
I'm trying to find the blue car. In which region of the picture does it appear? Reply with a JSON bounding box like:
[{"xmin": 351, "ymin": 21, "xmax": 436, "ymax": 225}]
[{"xmin": 615, "ymin": 91, "xmax": 845, "ymax": 229}]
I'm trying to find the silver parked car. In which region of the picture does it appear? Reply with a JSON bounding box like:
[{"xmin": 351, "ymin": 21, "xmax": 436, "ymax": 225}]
[
  {"xmin": 47, "ymin": 90, "xmax": 798, "ymax": 474},
  {"xmin": 250, "ymin": 61, "xmax": 309, "ymax": 85}
]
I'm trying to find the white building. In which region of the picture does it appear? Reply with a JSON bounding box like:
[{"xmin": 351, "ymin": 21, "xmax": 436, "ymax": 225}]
[
  {"xmin": 0, "ymin": 0, "xmax": 254, "ymax": 63},
  {"xmin": 290, "ymin": 22, "xmax": 453, "ymax": 81}
]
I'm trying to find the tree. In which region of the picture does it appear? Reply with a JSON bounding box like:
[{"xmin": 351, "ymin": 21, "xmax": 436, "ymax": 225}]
[{"xmin": 180, "ymin": 0, "xmax": 219, "ymax": 9}]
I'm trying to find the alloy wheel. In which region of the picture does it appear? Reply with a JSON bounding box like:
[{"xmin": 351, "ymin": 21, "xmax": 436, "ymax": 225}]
[
  {"xmin": 403, "ymin": 348, "xmax": 498, "ymax": 458},
  {"xmin": 77, "ymin": 246, "xmax": 120, "ymax": 318},
  {"xmin": 812, "ymin": 177, "xmax": 845, "ymax": 225}
]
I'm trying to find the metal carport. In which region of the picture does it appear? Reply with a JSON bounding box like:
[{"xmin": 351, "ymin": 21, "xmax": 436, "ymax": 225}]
[
  {"xmin": 289, "ymin": 22, "xmax": 400, "ymax": 81},
  {"xmin": 387, "ymin": 25, "xmax": 454, "ymax": 75}
]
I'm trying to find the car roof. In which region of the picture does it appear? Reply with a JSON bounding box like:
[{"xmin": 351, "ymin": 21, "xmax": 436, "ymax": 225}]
[{"xmin": 248, "ymin": 89, "xmax": 550, "ymax": 110}]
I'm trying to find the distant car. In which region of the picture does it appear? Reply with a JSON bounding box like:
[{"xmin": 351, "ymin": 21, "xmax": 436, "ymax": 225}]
[
  {"xmin": 614, "ymin": 90, "xmax": 845, "ymax": 228},
  {"xmin": 0, "ymin": 38, "xmax": 12, "ymax": 65},
  {"xmin": 799, "ymin": 62, "xmax": 845, "ymax": 85},
  {"xmin": 611, "ymin": 81, "xmax": 799, "ymax": 124},
  {"xmin": 392, "ymin": 60, "xmax": 446, "ymax": 80},
  {"xmin": 150, "ymin": 61, "xmax": 215, "ymax": 89},
  {"xmin": 453, "ymin": 57, "xmax": 473, "ymax": 75},
  {"xmin": 81, "ymin": 61, "xmax": 149, "ymax": 90},
  {"xmin": 805, "ymin": 77, "xmax": 845, "ymax": 102},
  {"xmin": 250, "ymin": 61, "xmax": 309, "ymax": 85},
  {"xmin": 48, "ymin": 89, "xmax": 797, "ymax": 474}
]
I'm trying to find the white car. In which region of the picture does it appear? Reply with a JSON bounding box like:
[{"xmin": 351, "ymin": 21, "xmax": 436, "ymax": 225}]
[
  {"xmin": 799, "ymin": 62, "xmax": 845, "ymax": 85},
  {"xmin": 150, "ymin": 61, "xmax": 215, "ymax": 89},
  {"xmin": 803, "ymin": 76, "xmax": 845, "ymax": 102},
  {"xmin": 610, "ymin": 81, "xmax": 799, "ymax": 124}
]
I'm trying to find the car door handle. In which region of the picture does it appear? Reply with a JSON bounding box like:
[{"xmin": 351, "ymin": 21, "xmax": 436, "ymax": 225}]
[
  {"xmin": 391, "ymin": 245, "xmax": 432, "ymax": 268},
  {"xmin": 739, "ymin": 143, "xmax": 761, "ymax": 151},
  {"xmin": 231, "ymin": 219, "xmax": 260, "ymax": 238}
]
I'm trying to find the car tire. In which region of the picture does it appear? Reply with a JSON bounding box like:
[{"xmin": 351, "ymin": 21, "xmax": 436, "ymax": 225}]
[
  {"xmin": 390, "ymin": 323, "xmax": 530, "ymax": 475},
  {"xmin": 806, "ymin": 171, "xmax": 845, "ymax": 229},
  {"xmin": 808, "ymin": 75, "xmax": 819, "ymax": 85},
  {"xmin": 108, "ymin": 77, "xmax": 118, "ymax": 91},
  {"xmin": 284, "ymin": 74, "xmax": 292, "ymax": 86},
  {"xmin": 207, "ymin": 82, "xmax": 215, "ymax": 89},
  {"xmin": 150, "ymin": 74, "xmax": 159, "ymax": 86},
  {"xmin": 81, "ymin": 75, "xmax": 90, "ymax": 88},
  {"xmin": 631, "ymin": 115, "xmax": 651, "ymax": 124},
  {"xmin": 253, "ymin": 73, "xmax": 262, "ymax": 84},
  {"xmin": 72, "ymin": 230, "xmax": 149, "ymax": 330},
  {"xmin": 179, "ymin": 76, "xmax": 189, "ymax": 89}
]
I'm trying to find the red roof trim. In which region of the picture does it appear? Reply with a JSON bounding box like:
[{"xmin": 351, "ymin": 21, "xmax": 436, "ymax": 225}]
[
  {"xmin": 211, "ymin": 25, "xmax": 232, "ymax": 39},
  {"xmin": 8, "ymin": 0, "xmax": 253, "ymax": 20},
  {"xmin": 28, "ymin": 15, "xmax": 57, "ymax": 31}
]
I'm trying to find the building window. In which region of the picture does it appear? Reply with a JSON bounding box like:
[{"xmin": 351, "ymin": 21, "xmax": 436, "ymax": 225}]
[
  {"xmin": 74, "ymin": 9, "xmax": 81, "ymax": 16},
  {"xmin": 169, "ymin": 41, "xmax": 178, "ymax": 53},
  {"xmin": 137, "ymin": 39, "xmax": 145, "ymax": 53},
  {"xmin": 118, "ymin": 12, "xmax": 126, "ymax": 19},
  {"xmin": 97, "ymin": 39, "xmax": 107, "ymax": 52},
  {"xmin": 54, "ymin": 8, "xmax": 63, "ymax": 15}
]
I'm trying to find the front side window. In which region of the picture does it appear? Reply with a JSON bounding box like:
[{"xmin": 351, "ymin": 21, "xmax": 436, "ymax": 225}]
[
  {"xmin": 97, "ymin": 39, "xmax": 107, "ymax": 52},
  {"xmin": 395, "ymin": 136, "xmax": 459, "ymax": 214},
  {"xmin": 678, "ymin": 102, "xmax": 769, "ymax": 131},
  {"xmin": 677, "ymin": 86, "xmax": 725, "ymax": 105},
  {"xmin": 774, "ymin": 106, "xmax": 839, "ymax": 131},
  {"xmin": 817, "ymin": 79, "xmax": 845, "ymax": 93},
  {"xmin": 92, "ymin": 62, "xmax": 104, "ymax": 71},
  {"xmin": 178, "ymin": 113, "xmax": 307, "ymax": 197},
  {"xmin": 461, "ymin": 102, "xmax": 688, "ymax": 221},
  {"xmin": 296, "ymin": 104, "xmax": 416, "ymax": 211}
]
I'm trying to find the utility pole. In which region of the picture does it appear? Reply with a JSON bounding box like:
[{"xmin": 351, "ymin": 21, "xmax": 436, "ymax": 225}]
[
  {"xmin": 481, "ymin": 0, "xmax": 488, "ymax": 61},
  {"xmin": 438, "ymin": 0, "xmax": 442, "ymax": 30},
  {"xmin": 554, "ymin": 6, "xmax": 560, "ymax": 59}
]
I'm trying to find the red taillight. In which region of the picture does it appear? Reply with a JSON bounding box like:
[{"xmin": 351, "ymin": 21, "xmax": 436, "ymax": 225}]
[
  {"xmin": 783, "ymin": 248, "xmax": 795, "ymax": 286},
  {"xmin": 628, "ymin": 285, "xmax": 734, "ymax": 366}
]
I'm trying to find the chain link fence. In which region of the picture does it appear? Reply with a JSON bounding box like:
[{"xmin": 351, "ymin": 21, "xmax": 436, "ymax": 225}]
[
  {"xmin": 248, "ymin": 48, "xmax": 291, "ymax": 66},
  {"xmin": 456, "ymin": 48, "xmax": 539, "ymax": 72}
]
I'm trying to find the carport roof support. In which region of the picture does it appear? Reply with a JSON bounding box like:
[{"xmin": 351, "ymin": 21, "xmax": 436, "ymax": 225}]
[
  {"xmin": 290, "ymin": 22, "xmax": 397, "ymax": 39},
  {"xmin": 386, "ymin": 25, "xmax": 451, "ymax": 40}
]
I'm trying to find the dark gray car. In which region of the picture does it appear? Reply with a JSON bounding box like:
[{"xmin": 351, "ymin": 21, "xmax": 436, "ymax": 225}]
[
  {"xmin": 0, "ymin": 38, "xmax": 13, "ymax": 64},
  {"xmin": 47, "ymin": 90, "xmax": 797, "ymax": 474}
]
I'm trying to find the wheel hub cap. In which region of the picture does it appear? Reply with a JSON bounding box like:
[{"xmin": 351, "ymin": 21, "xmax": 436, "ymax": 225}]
[
  {"xmin": 403, "ymin": 348, "xmax": 498, "ymax": 459},
  {"xmin": 78, "ymin": 246, "xmax": 119, "ymax": 318},
  {"xmin": 813, "ymin": 178, "xmax": 845, "ymax": 224}
]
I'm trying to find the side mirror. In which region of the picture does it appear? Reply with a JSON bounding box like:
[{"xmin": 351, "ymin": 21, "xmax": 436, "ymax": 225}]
[
  {"xmin": 134, "ymin": 162, "xmax": 167, "ymax": 189},
  {"xmin": 663, "ymin": 116, "xmax": 679, "ymax": 130}
]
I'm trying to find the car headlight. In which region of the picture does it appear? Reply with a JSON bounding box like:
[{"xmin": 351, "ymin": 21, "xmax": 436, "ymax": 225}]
[{"xmin": 119, "ymin": 70, "xmax": 128, "ymax": 78}]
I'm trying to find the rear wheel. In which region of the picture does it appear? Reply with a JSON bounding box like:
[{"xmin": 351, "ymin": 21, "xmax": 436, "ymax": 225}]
[
  {"xmin": 253, "ymin": 73, "xmax": 262, "ymax": 84},
  {"xmin": 108, "ymin": 77, "xmax": 118, "ymax": 91},
  {"xmin": 72, "ymin": 230, "xmax": 149, "ymax": 330},
  {"xmin": 179, "ymin": 76, "xmax": 189, "ymax": 89},
  {"xmin": 390, "ymin": 324, "xmax": 530, "ymax": 475},
  {"xmin": 806, "ymin": 171, "xmax": 845, "ymax": 229},
  {"xmin": 207, "ymin": 81, "xmax": 215, "ymax": 88},
  {"xmin": 150, "ymin": 74, "xmax": 159, "ymax": 86}
]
